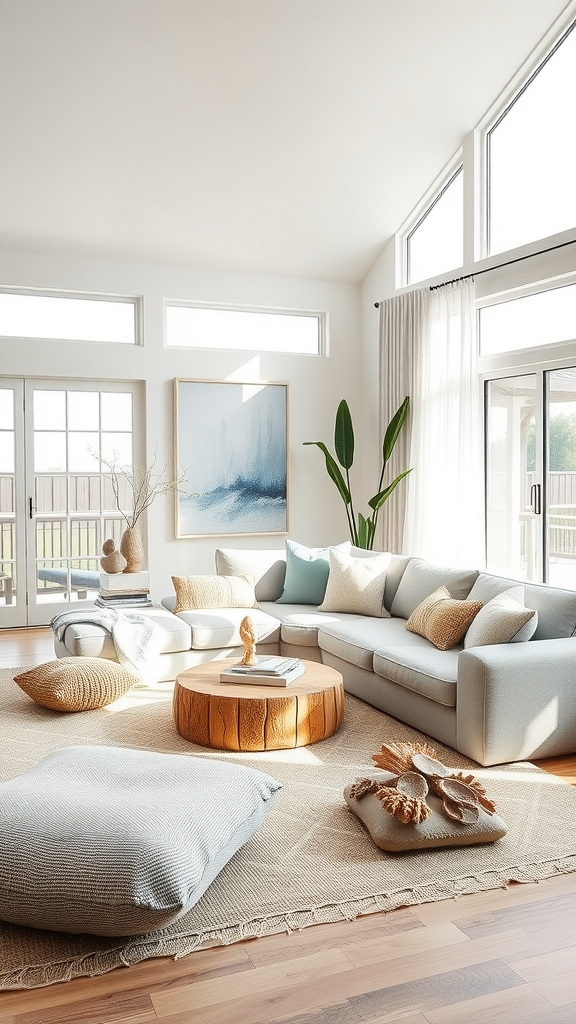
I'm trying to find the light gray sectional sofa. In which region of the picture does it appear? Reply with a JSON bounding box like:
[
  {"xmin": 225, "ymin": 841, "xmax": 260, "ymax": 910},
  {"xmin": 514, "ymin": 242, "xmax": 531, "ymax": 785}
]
[{"xmin": 53, "ymin": 545, "xmax": 576, "ymax": 767}]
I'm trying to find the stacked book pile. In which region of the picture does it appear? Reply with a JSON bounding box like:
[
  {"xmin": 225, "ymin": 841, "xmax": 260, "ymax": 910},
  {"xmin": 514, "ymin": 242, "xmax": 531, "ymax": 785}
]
[
  {"xmin": 95, "ymin": 571, "xmax": 152, "ymax": 609},
  {"xmin": 220, "ymin": 655, "xmax": 305, "ymax": 687}
]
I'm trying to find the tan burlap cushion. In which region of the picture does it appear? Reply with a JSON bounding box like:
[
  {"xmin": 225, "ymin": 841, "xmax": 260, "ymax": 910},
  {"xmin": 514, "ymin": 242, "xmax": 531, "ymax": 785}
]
[
  {"xmin": 14, "ymin": 658, "xmax": 137, "ymax": 712},
  {"xmin": 344, "ymin": 772, "xmax": 507, "ymax": 852},
  {"xmin": 171, "ymin": 574, "xmax": 256, "ymax": 613},
  {"xmin": 405, "ymin": 585, "xmax": 482, "ymax": 650}
]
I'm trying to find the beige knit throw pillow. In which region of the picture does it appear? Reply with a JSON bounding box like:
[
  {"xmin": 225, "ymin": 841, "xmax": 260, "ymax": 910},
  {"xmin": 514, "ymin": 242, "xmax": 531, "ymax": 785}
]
[{"xmin": 172, "ymin": 574, "xmax": 256, "ymax": 613}]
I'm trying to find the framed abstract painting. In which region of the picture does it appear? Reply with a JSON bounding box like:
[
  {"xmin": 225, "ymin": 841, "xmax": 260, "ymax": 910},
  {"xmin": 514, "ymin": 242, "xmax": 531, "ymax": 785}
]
[{"xmin": 175, "ymin": 379, "xmax": 288, "ymax": 538}]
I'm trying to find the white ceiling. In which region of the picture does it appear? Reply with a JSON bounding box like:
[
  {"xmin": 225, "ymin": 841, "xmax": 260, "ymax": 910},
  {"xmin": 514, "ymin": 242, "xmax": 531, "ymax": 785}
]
[{"xmin": 0, "ymin": 0, "xmax": 572, "ymax": 283}]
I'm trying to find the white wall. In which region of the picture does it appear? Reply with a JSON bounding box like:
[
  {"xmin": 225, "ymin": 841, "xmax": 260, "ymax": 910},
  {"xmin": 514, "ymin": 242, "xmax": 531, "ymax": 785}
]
[{"xmin": 0, "ymin": 247, "xmax": 361, "ymax": 603}]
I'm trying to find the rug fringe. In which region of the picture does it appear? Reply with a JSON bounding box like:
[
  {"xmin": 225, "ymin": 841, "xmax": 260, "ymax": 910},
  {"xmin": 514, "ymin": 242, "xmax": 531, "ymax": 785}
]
[{"xmin": 3, "ymin": 855, "xmax": 575, "ymax": 990}]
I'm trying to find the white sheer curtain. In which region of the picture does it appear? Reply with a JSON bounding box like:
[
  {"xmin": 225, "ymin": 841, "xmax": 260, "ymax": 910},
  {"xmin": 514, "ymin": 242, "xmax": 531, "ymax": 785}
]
[
  {"xmin": 380, "ymin": 279, "xmax": 484, "ymax": 567},
  {"xmin": 378, "ymin": 287, "xmax": 428, "ymax": 553}
]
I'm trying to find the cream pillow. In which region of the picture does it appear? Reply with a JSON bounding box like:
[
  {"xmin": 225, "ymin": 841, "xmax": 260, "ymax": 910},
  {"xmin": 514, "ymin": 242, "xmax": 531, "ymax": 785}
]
[
  {"xmin": 405, "ymin": 585, "xmax": 482, "ymax": 651},
  {"xmin": 318, "ymin": 549, "xmax": 390, "ymax": 617},
  {"xmin": 464, "ymin": 586, "xmax": 537, "ymax": 648},
  {"xmin": 172, "ymin": 574, "xmax": 256, "ymax": 613}
]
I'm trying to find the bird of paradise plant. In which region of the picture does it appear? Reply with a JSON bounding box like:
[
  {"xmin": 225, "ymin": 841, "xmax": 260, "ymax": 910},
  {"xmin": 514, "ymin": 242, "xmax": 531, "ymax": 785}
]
[{"xmin": 304, "ymin": 396, "xmax": 412, "ymax": 550}]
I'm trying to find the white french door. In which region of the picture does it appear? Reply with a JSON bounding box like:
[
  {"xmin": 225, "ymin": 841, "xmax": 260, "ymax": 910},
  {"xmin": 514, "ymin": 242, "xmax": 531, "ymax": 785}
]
[
  {"xmin": 486, "ymin": 365, "xmax": 576, "ymax": 586},
  {"xmin": 0, "ymin": 378, "xmax": 143, "ymax": 627}
]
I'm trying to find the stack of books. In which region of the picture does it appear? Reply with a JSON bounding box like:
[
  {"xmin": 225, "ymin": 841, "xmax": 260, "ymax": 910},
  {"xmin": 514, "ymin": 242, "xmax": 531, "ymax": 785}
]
[
  {"xmin": 220, "ymin": 656, "xmax": 305, "ymax": 687},
  {"xmin": 96, "ymin": 571, "xmax": 152, "ymax": 608}
]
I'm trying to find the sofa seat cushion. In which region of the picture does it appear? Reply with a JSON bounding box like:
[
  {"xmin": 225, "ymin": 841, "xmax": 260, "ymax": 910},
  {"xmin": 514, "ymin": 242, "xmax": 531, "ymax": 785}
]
[
  {"xmin": 59, "ymin": 607, "xmax": 192, "ymax": 660},
  {"xmin": 0, "ymin": 745, "xmax": 281, "ymax": 936},
  {"xmin": 263, "ymin": 607, "xmax": 365, "ymax": 647},
  {"xmin": 390, "ymin": 558, "xmax": 479, "ymax": 620},
  {"xmin": 372, "ymin": 645, "xmax": 459, "ymax": 707},
  {"xmin": 166, "ymin": 605, "xmax": 281, "ymax": 650},
  {"xmin": 317, "ymin": 617, "xmax": 428, "ymax": 671}
]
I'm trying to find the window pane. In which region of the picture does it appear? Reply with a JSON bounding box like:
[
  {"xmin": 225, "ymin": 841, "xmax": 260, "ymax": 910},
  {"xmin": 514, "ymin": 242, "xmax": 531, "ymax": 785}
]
[
  {"xmin": 35, "ymin": 433, "xmax": 66, "ymax": 472},
  {"xmin": 68, "ymin": 391, "xmax": 99, "ymax": 430},
  {"xmin": 489, "ymin": 23, "xmax": 576, "ymax": 254},
  {"xmin": 34, "ymin": 390, "xmax": 65, "ymax": 430},
  {"xmin": 166, "ymin": 304, "xmax": 322, "ymax": 354},
  {"xmin": 479, "ymin": 284, "xmax": 576, "ymax": 356},
  {"xmin": 0, "ymin": 433, "xmax": 14, "ymax": 473},
  {"xmin": 101, "ymin": 433, "xmax": 132, "ymax": 468},
  {"xmin": 68, "ymin": 432, "xmax": 100, "ymax": 472},
  {"xmin": 101, "ymin": 392, "xmax": 132, "ymax": 431},
  {"xmin": 0, "ymin": 292, "xmax": 137, "ymax": 344},
  {"xmin": 407, "ymin": 168, "xmax": 463, "ymax": 285},
  {"xmin": 0, "ymin": 389, "xmax": 14, "ymax": 430}
]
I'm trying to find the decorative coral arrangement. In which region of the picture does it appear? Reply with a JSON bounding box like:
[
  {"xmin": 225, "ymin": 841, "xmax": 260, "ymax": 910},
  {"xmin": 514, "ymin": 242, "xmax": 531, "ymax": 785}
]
[{"xmin": 349, "ymin": 742, "xmax": 497, "ymax": 827}]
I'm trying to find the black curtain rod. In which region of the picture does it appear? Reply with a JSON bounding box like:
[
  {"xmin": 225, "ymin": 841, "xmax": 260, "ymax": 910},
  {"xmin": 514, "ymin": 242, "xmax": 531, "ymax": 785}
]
[{"xmin": 373, "ymin": 236, "xmax": 576, "ymax": 307}]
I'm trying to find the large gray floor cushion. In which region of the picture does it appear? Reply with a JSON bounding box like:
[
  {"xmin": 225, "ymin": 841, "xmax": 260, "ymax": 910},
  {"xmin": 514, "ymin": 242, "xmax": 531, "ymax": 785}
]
[{"xmin": 0, "ymin": 745, "xmax": 282, "ymax": 936}]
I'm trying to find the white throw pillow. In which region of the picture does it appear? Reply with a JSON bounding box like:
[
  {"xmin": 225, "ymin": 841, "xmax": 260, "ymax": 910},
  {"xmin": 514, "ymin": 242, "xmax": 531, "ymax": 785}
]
[
  {"xmin": 318, "ymin": 549, "xmax": 390, "ymax": 617},
  {"xmin": 464, "ymin": 586, "xmax": 538, "ymax": 648}
]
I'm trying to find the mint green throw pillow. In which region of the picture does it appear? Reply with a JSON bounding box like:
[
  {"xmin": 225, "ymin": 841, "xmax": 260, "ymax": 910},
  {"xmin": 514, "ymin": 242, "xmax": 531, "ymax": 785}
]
[{"xmin": 276, "ymin": 540, "xmax": 332, "ymax": 604}]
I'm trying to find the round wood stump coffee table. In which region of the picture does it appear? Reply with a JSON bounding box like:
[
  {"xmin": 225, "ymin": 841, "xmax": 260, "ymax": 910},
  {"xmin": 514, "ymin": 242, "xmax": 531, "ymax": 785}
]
[{"xmin": 173, "ymin": 659, "xmax": 344, "ymax": 751}]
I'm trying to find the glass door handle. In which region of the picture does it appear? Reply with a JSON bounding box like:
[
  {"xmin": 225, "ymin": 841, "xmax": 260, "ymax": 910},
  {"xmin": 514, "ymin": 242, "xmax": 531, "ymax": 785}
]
[
  {"xmin": 530, "ymin": 483, "xmax": 541, "ymax": 515},
  {"xmin": 28, "ymin": 497, "xmax": 37, "ymax": 519}
]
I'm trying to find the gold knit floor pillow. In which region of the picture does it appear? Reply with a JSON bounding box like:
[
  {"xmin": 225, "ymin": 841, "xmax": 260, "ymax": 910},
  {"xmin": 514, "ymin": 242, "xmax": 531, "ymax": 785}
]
[{"xmin": 14, "ymin": 658, "xmax": 138, "ymax": 712}]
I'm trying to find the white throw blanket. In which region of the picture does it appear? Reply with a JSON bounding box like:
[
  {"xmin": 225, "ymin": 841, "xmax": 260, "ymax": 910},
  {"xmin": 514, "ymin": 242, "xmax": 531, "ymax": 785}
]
[{"xmin": 50, "ymin": 608, "xmax": 164, "ymax": 682}]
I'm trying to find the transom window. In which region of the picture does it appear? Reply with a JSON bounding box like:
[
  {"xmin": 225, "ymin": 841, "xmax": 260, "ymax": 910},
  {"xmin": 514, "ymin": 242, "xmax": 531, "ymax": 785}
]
[
  {"xmin": 0, "ymin": 289, "xmax": 139, "ymax": 344},
  {"xmin": 165, "ymin": 302, "xmax": 326, "ymax": 355},
  {"xmin": 478, "ymin": 283, "xmax": 576, "ymax": 357},
  {"xmin": 487, "ymin": 20, "xmax": 576, "ymax": 255}
]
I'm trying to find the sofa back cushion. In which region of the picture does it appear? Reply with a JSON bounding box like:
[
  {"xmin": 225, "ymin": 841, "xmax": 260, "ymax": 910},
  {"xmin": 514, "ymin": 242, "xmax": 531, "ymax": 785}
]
[
  {"xmin": 390, "ymin": 558, "xmax": 479, "ymax": 620},
  {"xmin": 215, "ymin": 548, "xmax": 286, "ymax": 602},
  {"xmin": 467, "ymin": 572, "xmax": 576, "ymax": 640}
]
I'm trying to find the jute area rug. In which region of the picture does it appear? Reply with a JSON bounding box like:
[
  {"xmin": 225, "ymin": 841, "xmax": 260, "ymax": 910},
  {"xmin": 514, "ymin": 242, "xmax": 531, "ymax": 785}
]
[{"xmin": 1, "ymin": 666, "xmax": 576, "ymax": 991}]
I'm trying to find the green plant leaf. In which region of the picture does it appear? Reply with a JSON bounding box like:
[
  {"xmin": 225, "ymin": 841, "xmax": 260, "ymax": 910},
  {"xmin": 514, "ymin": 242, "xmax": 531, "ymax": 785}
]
[
  {"xmin": 382, "ymin": 396, "xmax": 410, "ymax": 465},
  {"xmin": 334, "ymin": 399, "xmax": 354, "ymax": 470},
  {"xmin": 303, "ymin": 442, "xmax": 351, "ymax": 504},
  {"xmin": 368, "ymin": 468, "xmax": 413, "ymax": 511},
  {"xmin": 357, "ymin": 513, "xmax": 369, "ymax": 549}
]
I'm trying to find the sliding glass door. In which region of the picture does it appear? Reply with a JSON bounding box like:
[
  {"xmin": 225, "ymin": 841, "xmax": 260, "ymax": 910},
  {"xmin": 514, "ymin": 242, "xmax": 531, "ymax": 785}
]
[{"xmin": 486, "ymin": 366, "xmax": 576, "ymax": 587}]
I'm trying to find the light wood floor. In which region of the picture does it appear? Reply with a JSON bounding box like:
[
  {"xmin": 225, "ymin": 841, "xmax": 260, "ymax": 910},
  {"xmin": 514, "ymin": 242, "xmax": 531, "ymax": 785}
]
[{"xmin": 1, "ymin": 626, "xmax": 575, "ymax": 1024}]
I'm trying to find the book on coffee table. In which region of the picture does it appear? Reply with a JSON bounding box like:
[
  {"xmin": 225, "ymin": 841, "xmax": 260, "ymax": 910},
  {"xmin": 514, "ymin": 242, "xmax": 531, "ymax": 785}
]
[{"xmin": 220, "ymin": 660, "xmax": 305, "ymax": 686}]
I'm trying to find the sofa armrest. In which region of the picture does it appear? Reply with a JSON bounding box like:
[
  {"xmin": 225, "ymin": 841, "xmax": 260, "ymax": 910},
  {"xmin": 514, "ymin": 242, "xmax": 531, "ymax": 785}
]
[{"xmin": 457, "ymin": 638, "xmax": 576, "ymax": 765}]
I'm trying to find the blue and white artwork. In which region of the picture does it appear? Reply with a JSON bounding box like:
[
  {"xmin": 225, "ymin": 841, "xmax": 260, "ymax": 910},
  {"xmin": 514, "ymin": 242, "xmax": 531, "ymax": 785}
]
[{"xmin": 176, "ymin": 380, "xmax": 288, "ymax": 537}]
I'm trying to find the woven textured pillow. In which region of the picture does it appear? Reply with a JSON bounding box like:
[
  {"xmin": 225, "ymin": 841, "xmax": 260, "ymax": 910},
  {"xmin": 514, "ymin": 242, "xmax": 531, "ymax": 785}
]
[
  {"xmin": 172, "ymin": 573, "xmax": 256, "ymax": 613},
  {"xmin": 0, "ymin": 745, "xmax": 282, "ymax": 936},
  {"xmin": 344, "ymin": 772, "xmax": 507, "ymax": 852},
  {"xmin": 318, "ymin": 549, "xmax": 390, "ymax": 618},
  {"xmin": 464, "ymin": 586, "xmax": 538, "ymax": 648},
  {"xmin": 14, "ymin": 657, "xmax": 137, "ymax": 711},
  {"xmin": 405, "ymin": 585, "xmax": 482, "ymax": 650}
]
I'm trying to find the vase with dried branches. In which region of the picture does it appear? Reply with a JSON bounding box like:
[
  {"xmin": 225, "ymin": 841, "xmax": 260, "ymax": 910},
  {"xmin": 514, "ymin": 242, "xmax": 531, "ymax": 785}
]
[{"xmin": 99, "ymin": 451, "xmax": 185, "ymax": 573}]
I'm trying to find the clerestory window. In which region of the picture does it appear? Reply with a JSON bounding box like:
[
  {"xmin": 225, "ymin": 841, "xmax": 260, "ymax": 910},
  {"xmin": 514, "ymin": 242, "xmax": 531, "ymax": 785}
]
[
  {"xmin": 405, "ymin": 167, "xmax": 463, "ymax": 286},
  {"xmin": 487, "ymin": 20, "xmax": 576, "ymax": 255}
]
